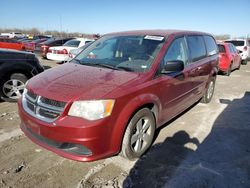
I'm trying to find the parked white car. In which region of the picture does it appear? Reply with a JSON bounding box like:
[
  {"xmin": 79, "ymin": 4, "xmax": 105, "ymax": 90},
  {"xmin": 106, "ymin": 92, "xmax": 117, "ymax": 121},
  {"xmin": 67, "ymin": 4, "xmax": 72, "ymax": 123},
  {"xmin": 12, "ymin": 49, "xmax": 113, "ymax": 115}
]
[
  {"xmin": 68, "ymin": 41, "xmax": 93, "ymax": 61},
  {"xmin": 225, "ymin": 39, "xmax": 250, "ymax": 64},
  {"xmin": 47, "ymin": 38, "xmax": 94, "ymax": 61},
  {"xmin": 1, "ymin": 32, "xmax": 25, "ymax": 38}
]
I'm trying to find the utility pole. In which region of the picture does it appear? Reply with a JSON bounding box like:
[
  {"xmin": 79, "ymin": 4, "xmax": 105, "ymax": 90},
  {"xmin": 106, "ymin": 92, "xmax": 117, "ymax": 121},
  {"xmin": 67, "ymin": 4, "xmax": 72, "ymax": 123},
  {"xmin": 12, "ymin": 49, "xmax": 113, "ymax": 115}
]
[{"xmin": 60, "ymin": 15, "xmax": 62, "ymax": 37}]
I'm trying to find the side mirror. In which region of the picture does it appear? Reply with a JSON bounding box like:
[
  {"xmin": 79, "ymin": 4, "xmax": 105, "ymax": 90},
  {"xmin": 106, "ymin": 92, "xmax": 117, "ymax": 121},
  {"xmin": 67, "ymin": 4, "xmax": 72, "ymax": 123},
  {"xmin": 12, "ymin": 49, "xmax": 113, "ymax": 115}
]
[{"xmin": 161, "ymin": 60, "xmax": 184, "ymax": 74}]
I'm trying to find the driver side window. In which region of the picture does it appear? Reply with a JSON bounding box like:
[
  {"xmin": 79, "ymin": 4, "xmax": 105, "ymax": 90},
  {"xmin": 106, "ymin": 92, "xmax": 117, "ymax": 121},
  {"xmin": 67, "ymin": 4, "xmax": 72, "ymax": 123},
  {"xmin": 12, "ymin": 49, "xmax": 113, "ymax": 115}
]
[{"xmin": 163, "ymin": 37, "xmax": 188, "ymax": 65}]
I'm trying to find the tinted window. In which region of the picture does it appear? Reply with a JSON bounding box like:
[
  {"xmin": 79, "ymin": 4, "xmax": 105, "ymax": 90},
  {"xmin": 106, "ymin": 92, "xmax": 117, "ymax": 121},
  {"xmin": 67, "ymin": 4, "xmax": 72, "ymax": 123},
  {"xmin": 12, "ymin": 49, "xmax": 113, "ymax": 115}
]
[
  {"xmin": 51, "ymin": 40, "xmax": 62, "ymax": 45},
  {"xmin": 218, "ymin": 44, "xmax": 225, "ymax": 53},
  {"xmin": 62, "ymin": 38, "xmax": 74, "ymax": 44},
  {"xmin": 229, "ymin": 44, "xmax": 236, "ymax": 53},
  {"xmin": 63, "ymin": 40, "xmax": 80, "ymax": 47},
  {"xmin": 204, "ymin": 36, "xmax": 218, "ymax": 55},
  {"xmin": 225, "ymin": 40, "xmax": 244, "ymax": 46},
  {"xmin": 163, "ymin": 37, "xmax": 188, "ymax": 65},
  {"xmin": 187, "ymin": 36, "xmax": 206, "ymax": 61}
]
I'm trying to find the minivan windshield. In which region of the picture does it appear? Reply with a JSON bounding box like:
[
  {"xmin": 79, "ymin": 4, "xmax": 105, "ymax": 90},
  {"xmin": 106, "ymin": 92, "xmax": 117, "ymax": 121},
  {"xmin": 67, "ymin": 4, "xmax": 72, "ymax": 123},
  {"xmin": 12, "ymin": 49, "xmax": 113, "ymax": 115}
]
[{"xmin": 73, "ymin": 35, "xmax": 165, "ymax": 72}]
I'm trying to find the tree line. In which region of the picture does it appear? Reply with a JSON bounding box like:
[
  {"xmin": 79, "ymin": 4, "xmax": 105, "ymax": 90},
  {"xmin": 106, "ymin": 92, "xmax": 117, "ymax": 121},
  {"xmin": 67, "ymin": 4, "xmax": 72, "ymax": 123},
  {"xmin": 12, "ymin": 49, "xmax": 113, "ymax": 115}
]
[
  {"xmin": 0, "ymin": 28, "xmax": 99, "ymax": 38},
  {"xmin": 0, "ymin": 28, "xmax": 235, "ymax": 40}
]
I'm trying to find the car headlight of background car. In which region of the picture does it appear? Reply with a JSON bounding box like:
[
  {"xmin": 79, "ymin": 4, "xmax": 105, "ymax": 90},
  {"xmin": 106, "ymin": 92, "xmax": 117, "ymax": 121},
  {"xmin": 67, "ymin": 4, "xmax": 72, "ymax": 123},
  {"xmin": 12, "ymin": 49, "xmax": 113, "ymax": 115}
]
[{"xmin": 68, "ymin": 100, "xmax": 115, "ymax": 120}]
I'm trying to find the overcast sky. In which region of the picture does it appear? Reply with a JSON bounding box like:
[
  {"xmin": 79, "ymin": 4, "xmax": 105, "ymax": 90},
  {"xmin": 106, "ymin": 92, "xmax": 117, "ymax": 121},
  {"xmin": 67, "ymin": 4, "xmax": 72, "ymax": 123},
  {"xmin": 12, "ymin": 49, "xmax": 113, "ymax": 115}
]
[{"xmin": 0, "ymin": 0, "xmax": 249, "ymax": 37}]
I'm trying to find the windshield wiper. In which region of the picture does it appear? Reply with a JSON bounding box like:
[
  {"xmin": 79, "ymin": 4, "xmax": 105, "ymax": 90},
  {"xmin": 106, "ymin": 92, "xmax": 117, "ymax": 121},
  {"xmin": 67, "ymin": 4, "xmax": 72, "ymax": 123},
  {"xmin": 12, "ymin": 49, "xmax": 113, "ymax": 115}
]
[
  {"xmin": 115, "ymin": 66, "xmax": 134, "ymax": 72},
  {"xmin": 90, "ymin": 63, "xmax": 120, "ymax": 70},
  {"xmin": 73, "ymin": 60, "xmax": 134, "ymax": 72}
]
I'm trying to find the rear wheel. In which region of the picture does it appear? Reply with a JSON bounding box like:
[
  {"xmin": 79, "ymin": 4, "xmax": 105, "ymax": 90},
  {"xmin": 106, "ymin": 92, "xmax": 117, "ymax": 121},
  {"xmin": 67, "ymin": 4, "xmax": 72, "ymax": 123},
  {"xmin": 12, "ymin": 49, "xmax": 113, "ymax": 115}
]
[
  {"xmin": 241, "ymin": 60, "xmax": 247, "ymax": 65},
  {"xmin": 120, "ymin": 108, "xmax": 156, "ymax": 160},
  {"xmin": 0, "ymin": 73, "xmax": 27, "ymax": 100},
  {"xmin": 201, "ymin": 77, "xmax": 215, "ymax": 104}
]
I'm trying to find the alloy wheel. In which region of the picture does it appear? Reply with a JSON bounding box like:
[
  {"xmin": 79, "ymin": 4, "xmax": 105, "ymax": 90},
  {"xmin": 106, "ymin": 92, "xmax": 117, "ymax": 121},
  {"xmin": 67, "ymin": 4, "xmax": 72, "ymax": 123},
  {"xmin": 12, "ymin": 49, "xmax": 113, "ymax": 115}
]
[
  {"xmin": 3, "ymin": 79, "xmax": 25, "ymax": 99},
  {"xmin": 131, "ymin": 117, "xmax": 153, "ymax": 153}
]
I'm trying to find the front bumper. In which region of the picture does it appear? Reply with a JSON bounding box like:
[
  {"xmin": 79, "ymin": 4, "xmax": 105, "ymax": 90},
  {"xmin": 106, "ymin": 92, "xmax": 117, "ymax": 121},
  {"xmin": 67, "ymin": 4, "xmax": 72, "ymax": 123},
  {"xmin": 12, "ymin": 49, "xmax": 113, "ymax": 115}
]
[{"xmin": 18, "ymin": 100, "xmax": 116, "ymax": 162}]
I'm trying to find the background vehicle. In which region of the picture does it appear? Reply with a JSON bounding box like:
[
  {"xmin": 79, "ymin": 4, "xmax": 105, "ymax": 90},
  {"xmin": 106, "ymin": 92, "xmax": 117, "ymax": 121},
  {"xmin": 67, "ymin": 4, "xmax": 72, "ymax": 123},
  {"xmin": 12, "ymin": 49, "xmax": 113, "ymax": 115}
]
[
  {"xmin": 68, "ymin": 41, "xmax": 93, "ymax": 61},
  {"xmin": 0, "ymin": 49, "xmax": 44, "ymax": 101},
  {"xmin": 0, "ymin": 32, "xmax": 25, "ymax": 38},
  {"xmin": 47, "ymin": 38, "xmax": 94, "ymax": 61},
  {"xmin": 225, "ymin": 39, "xmax": 250, "ymax": 65},
  {"xmin": 39, "ymin": 37, "xmax": 74, "ymax": 58},
  {"xmin": 0, "ymin": 38, "xmax": 25, "ymax": 51},
  {"xmin": 217, "ymin": 42, "xmax": 241, "ymax": 76},
  {"xmin": 24, "ymin": 38, "xmax": 49, "ymax": 52},
  {"xmin": 18, "ymin": 30, "xmax": 218, "ymax": 162},
  {"xmin": 31, "ymin": 35, "xmax": 51, "ymax": 40}
]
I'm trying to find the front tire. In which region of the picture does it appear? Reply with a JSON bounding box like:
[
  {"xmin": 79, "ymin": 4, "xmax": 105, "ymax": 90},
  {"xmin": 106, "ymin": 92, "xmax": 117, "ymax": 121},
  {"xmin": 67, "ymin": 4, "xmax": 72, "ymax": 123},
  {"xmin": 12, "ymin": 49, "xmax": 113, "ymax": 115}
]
[
  {"xmin": 120, "ymin": 108, "xmax": 156, "ymax": 160},
  {"xmin": 201, "ymin": 77, "xmax": 215, "ymax": 104},
  {"xmin": 0, "ymin": 73, "xmax": 27, "ymax": 100}
]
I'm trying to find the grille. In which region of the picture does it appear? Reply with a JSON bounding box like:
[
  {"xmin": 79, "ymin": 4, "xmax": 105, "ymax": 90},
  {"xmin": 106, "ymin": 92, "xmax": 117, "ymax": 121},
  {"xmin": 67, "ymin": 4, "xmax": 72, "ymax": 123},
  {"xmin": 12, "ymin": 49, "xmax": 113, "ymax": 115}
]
[
  {"xmin": 22, "ymin": 89, "xmax": 66, "ymax": 123},
  {"xmin": 40, "ymin": 97, "xmax": 66, "ymax": 108}
]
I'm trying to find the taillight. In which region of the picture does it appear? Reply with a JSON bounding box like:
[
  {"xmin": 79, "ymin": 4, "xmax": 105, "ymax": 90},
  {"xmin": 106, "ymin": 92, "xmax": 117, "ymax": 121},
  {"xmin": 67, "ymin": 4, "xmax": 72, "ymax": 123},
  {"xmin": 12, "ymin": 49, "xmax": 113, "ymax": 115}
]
[
  {"xmin": 57, "ymin": 49, "xmax": 68, "ymax": 54},
  {"xmin": 243, "ymin": 46, "xmax": 247, "ymax": 51},
  {"xmin": 48, "ymin": 49, "xmax": 52, "ymax": 53},
  {"xmin": 63, "ymin": 49, "xmax": 68, "ymax": 54},
  {"xmin": 41, "ymin": 45, "xmax": 48, "ymax": 49}
]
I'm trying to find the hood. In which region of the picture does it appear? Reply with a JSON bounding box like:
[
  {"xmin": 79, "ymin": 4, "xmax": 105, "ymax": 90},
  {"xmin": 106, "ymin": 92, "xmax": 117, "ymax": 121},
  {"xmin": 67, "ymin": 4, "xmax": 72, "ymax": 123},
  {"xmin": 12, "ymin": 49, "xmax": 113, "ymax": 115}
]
[
  {"xmin": 27, "ymin": 63, "xmax": 141, "ymax": 102},
  {"xmin": 0, "ymin": 49, "xmax": 35, "ymax": 61}
]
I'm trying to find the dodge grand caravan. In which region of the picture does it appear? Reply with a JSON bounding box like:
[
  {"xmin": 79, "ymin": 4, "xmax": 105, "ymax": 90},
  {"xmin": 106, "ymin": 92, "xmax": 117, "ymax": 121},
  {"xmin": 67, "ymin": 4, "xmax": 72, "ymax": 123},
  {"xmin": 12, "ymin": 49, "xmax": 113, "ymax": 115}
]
[{"xmin": 18, "ymin": 30, "xmax": 219, "ymax": 161}]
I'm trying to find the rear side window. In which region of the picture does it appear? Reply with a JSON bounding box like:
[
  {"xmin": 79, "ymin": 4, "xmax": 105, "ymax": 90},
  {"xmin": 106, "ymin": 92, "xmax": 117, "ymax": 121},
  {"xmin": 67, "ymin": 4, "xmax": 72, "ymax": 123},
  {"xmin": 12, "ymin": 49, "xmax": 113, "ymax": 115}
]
[
  {"xmin": 204, "ymin": 36, "xmax": 218, "ymax": 56},
  {"xmin": 52, "ymin": 40, "xmax": 64, "ymax": 45},
  {"xmin": 228, "ymin": 44, "xmax": 234, "ymax": 53},
  {"xmin": 225, "ymin": 40, "xmax": 244, "ymax": 46},
  {"xmin": 63, "ymin": 40, "xmax": 80, "ymax": 47},
  {"xmin": 231, "ymin": 44, "xmax": 238, "ymax": 53},
  {"xmin": 218, "ymin": 44, "xmax": 225, "ymax": 53},
  {"xmin": 187, "ymin": 36, "xmax": 206, "ymax": 61}
]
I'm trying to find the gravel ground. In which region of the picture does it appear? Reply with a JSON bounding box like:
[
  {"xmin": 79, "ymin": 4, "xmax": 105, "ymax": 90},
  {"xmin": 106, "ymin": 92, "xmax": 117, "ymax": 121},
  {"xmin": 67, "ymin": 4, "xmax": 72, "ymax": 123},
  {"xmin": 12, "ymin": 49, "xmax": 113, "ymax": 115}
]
[{"xmin": 0, "ymin": 57, "xmax": 249, "ymax": 188}]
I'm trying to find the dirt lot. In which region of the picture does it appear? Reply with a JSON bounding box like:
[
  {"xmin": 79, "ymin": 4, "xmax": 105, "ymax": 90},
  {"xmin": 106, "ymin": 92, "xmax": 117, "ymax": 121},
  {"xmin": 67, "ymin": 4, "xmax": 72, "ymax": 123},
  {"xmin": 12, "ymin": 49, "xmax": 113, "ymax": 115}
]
[{"xmin": 0, "ymin": 57, "xmax": 250, "ymax": 188}]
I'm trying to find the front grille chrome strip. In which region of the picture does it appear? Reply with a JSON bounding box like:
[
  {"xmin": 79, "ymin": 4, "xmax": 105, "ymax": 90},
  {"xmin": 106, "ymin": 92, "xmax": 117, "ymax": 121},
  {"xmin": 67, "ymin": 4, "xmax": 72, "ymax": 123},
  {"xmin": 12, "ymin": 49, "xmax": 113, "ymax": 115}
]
[
  {"xmin": 22, "ymin": 89, "xmax": 66, "ymax": 123},
  {"xmin": 37, "ymin": 96, "xmax": 65, "ymax": 112}
]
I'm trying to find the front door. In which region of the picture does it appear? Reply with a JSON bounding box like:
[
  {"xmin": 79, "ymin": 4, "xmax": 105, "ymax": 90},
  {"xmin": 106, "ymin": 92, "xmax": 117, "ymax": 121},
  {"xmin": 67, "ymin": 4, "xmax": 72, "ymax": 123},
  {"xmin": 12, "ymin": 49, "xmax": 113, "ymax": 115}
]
[{"xmin": 156, "ymin": 36, "xmax": 195, "ymax": 124}]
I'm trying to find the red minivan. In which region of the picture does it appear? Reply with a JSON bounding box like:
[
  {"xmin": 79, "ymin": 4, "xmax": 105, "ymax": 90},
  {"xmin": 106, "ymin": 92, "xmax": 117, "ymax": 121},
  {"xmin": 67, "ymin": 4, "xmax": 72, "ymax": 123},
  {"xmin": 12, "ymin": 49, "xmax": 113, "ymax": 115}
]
[
  {"xmin": 217, "ymin": 42, "xmax": 241, "ymax": 76},
  {"xmin": 18, "ymin": 30, "xmax": 219, "ymax": 161}
]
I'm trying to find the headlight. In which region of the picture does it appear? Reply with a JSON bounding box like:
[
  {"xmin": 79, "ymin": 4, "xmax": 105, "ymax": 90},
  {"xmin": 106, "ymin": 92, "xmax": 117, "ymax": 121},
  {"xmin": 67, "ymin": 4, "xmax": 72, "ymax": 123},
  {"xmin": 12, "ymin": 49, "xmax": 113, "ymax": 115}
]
[{"xmin": 68, "ymin": 100, "xmax": 115, "ymax": 120}]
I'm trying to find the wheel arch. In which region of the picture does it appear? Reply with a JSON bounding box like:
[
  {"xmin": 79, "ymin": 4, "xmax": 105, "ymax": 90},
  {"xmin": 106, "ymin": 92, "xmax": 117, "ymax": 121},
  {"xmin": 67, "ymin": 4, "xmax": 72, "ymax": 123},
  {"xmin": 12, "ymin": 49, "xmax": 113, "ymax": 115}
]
[
  {"xmin": 0, "ymin": 63, "xmax": 34, "ymax": 80},
  {"xmin": 109, "ymin": 94, "xmax": 161, "ymax": 154}
]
